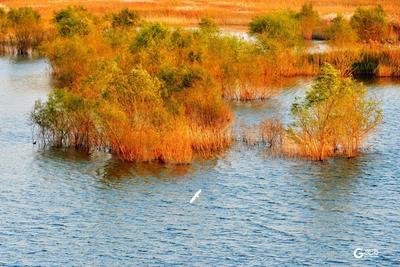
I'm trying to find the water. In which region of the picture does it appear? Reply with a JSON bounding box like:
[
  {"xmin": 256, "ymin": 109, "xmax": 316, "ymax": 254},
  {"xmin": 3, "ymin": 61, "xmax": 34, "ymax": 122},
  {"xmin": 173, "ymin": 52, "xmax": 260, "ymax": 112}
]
[
  {"xmin": 221, "ymin": 30, "xmax": 332, "ymax": 54},
  {"xmin": 0, "ymin": 57, "xmax": 399, "ymax": 266}
]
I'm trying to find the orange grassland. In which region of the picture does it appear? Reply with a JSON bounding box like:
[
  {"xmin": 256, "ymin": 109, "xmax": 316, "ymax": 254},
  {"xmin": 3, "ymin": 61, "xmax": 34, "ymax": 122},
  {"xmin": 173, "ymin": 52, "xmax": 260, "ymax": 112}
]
[{"xmin": 1, "ymin": 0, "xmax": 399, "ymax": 30}]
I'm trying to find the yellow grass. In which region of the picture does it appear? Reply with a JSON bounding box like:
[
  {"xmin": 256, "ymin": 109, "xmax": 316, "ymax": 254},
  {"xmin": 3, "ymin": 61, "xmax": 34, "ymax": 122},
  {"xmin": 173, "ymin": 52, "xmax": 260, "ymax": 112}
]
[{"xmin": 2, "ymin": 0, "xmax": 399, "ymax": 29}]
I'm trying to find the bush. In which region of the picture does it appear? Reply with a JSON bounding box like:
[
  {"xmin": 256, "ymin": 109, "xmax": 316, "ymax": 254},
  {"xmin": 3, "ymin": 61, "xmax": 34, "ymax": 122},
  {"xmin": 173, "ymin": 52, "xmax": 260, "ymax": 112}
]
[
  {"xmin": 288, "ymin": 64, "xmax": 382, "ymax": 160},
  {"xmin": 31, "ymin": 88, "xmax": 98, "ymax": 150},
  {"xmin": 112, "ymin": 8, "xmax": 140, "ymax": 28},
  {"xmin": 131, "ymin": 23, "xmax": 169, "ymax": 49},
  {"xmin": 7, "ymin": 7, "xmax": 40, "ymax": 25},
  {"xmin": 296, "ymin": 3, "xmax": 320, "ymax": 40},
  {"xmin": 352, "ymin": 52, "xmax": 380, "ymax": 76},
  {"xmin": 249, "ymin": 12, "xmax": 302, "ymax": 51},
  {"xmin": 55, "ymin": 6, "xmax": 92, "ymax": 37},
  {"xmin": 350, "ymin": 5, "xmax": 387, "ymax": 42},
  {"xmin": 326, "ymin": 15, "xmax": 358, "ymax": 46},
  {"xmin": 158, "ymin": 66, "xmax": 204, "ymax": 95},
  {"xmin": 44, "ymin": 37, "xmax": 95, "ymax": 88},
  {"xmin": 199, "ymin": 17, "xmax": 219, "ymax": 35}
]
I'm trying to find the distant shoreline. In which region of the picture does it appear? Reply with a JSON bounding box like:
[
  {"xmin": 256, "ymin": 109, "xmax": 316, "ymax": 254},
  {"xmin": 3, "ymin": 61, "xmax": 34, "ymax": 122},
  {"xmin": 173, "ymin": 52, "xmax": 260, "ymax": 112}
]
[{"xmin": 2, "ymin": 0, "xmax": 399, "ymax": 29}]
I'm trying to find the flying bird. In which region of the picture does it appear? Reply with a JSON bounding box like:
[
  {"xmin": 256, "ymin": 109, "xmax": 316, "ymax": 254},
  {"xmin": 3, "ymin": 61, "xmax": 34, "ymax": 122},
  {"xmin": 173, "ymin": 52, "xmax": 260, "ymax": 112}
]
[{"xmin": 190, "ymin": 189, "xmax": 202, "ymax": 204}]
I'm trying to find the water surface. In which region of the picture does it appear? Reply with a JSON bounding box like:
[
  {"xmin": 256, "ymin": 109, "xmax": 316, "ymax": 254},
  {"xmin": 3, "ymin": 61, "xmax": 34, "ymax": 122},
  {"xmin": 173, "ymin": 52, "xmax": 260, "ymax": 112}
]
[{"xmin": 0, "ymin": 57, "xmax": 399, "ymax": 266}]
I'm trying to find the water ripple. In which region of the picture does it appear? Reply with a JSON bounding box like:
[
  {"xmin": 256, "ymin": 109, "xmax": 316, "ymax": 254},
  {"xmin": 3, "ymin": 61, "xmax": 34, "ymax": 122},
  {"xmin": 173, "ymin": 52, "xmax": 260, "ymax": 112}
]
[{"xmin": 0, "ymin": 58, "xmax": 399, "ymax": 266}]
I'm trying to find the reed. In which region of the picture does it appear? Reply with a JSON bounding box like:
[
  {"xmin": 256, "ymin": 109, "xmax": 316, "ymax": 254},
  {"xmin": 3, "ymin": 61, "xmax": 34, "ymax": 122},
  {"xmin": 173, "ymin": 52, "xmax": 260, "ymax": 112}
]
[{"xmin": 240, "ymin": 118, "xmax": 284, "ymax": 148}]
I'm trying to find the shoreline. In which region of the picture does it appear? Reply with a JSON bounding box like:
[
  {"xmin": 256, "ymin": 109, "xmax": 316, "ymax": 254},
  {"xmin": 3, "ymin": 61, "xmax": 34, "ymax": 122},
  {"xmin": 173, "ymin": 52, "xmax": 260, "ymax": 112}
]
[{"xmin": 2, "ymin": 1, "xmax": 399, "ymax": 29}]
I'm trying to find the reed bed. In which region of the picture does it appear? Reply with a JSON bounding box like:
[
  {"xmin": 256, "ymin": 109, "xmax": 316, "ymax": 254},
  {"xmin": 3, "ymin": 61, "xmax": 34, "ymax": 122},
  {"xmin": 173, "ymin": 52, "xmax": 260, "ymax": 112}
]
[{"xmin": 2, "ymin": 0, "xmax": 399, "ymax": 29}]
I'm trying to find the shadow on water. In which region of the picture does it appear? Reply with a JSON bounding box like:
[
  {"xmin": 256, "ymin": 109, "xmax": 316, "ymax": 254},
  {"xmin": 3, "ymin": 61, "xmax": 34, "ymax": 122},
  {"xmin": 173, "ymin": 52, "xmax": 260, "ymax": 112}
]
[
  {"xmin": 357, "ymin": 76, "xmax": 400, "ymax": 86},
  {"xmin": 35, "ymin": 147, "xmax": 221, "ymax": 188},
  {"xmin": 285, "ymin": 157, "xmax": 371, "ymax": 252},
  {"xmin": 312, "ymin": 157, "xmax": 364, "ymax": 185},
  {"xmin": 97, "ymin": 159, "xmax": 196, "ymax": 186},
  {"xmin": 37, "ymin": 147, "xmax": 95, "ymax": 163},
  {"xmin": 309, "ymin": 157, "xmax": 364, "ymax": 205},
  {"xmin": 287, "ymin": 155, "xmax": 370, "ymax": 212},
  {"xmin": 8, "ymin": 55, "xmax": 42, "ymax": 63}
]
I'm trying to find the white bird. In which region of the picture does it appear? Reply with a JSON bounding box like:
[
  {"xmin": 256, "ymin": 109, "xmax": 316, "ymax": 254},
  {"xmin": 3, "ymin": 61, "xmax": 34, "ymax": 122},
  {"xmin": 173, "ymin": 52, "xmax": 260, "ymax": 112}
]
[{"xmin": 190, "ymin": 189, "xmax": 202, "ymax": 204}]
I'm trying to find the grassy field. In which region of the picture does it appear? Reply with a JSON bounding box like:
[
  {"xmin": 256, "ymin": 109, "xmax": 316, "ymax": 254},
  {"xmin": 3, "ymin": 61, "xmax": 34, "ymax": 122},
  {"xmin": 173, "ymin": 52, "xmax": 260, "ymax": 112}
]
[{"xmin": 1, "ymin": 0, "xmax": 399, "ymax": 29}]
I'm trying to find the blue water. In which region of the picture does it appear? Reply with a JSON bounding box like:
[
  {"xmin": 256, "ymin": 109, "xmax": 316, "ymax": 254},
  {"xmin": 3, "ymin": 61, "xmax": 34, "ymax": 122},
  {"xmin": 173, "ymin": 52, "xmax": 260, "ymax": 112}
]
[{"xmin": 0, "ymin": 57, "xmax": 399, "ymax": 266}]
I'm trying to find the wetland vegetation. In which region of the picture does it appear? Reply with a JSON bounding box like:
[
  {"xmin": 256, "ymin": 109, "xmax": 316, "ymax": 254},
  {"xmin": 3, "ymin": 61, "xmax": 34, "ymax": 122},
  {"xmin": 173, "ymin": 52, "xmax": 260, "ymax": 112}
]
[{"xmin": 0, "ymin": 4, "xmax": 395, "ymax": 163}]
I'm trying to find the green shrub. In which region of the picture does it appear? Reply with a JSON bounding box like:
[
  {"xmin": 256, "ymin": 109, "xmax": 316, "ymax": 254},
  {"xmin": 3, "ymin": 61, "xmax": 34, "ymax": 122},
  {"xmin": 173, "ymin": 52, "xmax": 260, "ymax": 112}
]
[
  {"xmin": 7, "ymin": 7, "xmax": 40, "ymax": 26},
  {"xmin": 296, "ymin": 3, "xmax": 320, "ymax": 40},
  {"xmin": 352, "ymin": 52, "xmax": 380, "ymax": 75},
  {"xmin": 112, "ymin": 8, "xmax": 140, "ymax": 28},
  {"xmin": 31, "ymin": 88, "xmax": 97, "ymax": 149},
  {"xmin": 131, "ymin": 23, "xmax": 169, "ymax": 49},
  {"xmin": 289, "ymin": 64, "xmax": 382, "ymax": 160},
  {"xmin": 249, "ymin": 12, "xmax": 301, "ymax": 51},
  {"xmin": 350, "ymin": 5, "xmax": 387, "ymax": 42},
  {"xmin": 55, "ymin": 6, "xmax": 92, "ymax": 37},
  {"xmin": 326, "ymin": 15, "xmax": 358, "ymax": 46},
  {"xmin": 199, "ymin": 17, "xmax": 219, "ymax": 35}
]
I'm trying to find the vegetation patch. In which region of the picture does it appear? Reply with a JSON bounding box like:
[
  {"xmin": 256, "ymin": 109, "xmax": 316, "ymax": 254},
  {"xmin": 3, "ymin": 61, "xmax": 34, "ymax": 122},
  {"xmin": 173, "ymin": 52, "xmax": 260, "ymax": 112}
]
[{"xmin": 0, "ymin": 4, "xmax": 393, "ymax": 162}]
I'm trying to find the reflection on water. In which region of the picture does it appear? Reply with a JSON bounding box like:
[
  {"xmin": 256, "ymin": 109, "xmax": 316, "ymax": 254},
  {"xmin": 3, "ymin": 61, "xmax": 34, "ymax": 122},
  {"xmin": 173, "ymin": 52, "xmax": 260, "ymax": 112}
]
[
  {"xmin": 300, "ymin": 158, "xmax": 364, "ymax": 209},
  {"xmin": 35, "ymin": 147, "xmax": 216, "ymax": 190},
  {"xmin": 0, "ymin": 57, "xmax": 399, "ymax": 266},
  {"xmin": 359, "ymin": 76, "xmax": 400, "ymax": 86},
  {"xmin": 97, "ymin": 158, "xmax": 196, "ymax": 186},
  {"xmin": 311, "ymin": 157, "xmax": 363, "ymax": 184}
]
